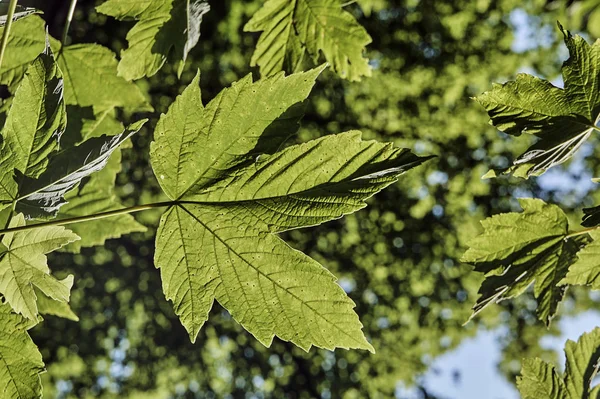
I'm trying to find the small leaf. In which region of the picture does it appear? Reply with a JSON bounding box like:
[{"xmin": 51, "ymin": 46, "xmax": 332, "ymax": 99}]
[
  {"xmin": 245, "ymin": 0, "xmax": 372, "ymax": 81},
  {"xmin": 57, "ymin": 44, "xmax": 153, "ymax": 111},
  {"xmin": 15, "ymin": 120, "xmax": 147, "ymax": 218},
  {"xmin": 517, "ymin": 358, "xmax": 564, "ymax": 399},
  {"xmin": 561, "ymin": 231, "xmax": 600, "ymax": 289},
  {"xmin": 0, "ymin": 214, "xmax": 79, "ymax": 320},
  {"xmin": 34, "ymin": 287, "xmax": 78, "ymax": 321},
  {"xmin": 476, "ymin": 24, "xmax": 600, "ymax": 177},
  {"xmin": 0, "ymin": 301, "xmax": 45, "ymax": 399},
  {"xmin": 461, "ymin": 198, "xmax": 589, "ymax": 325},
  {"xmin": 517, "ymin": 327, "xmax": 600, "ymax": 399},
  {"xmin": 96, "ymin": 0, "xmax": 210, "ymax": 80}
]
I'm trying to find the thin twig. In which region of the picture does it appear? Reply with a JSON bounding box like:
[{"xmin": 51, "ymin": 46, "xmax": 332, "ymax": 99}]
[
  {"xmin": 0, "ymin": 0, "xmax": 18, "ymax": 70},
  {"xmin": 60, "ymin": 0, "xmax": 78, "ymax": 49}
]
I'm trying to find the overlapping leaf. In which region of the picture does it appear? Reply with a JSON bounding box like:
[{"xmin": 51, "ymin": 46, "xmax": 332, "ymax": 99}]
[
  {"xmin": 57, "ymin": 44, "xmax": 152, "ymax": 112},
  {"xmin": 517, "ymin": 327, "xmax": 600, "ymax": 399},
  {"xmin": 461, "ymin": 198, "xmax": 590, "ymax": 325},
  {"xmin": 0, "ymin": 301, "xmax": 44, "ymax": 399},
  {"xmin": 0, "ymin": 15, "xmax": 46, "ymax": 91},
  {"xmin": 477, "ymin": 25, "xmax": 600, "ymax": 178},
  {"xmin": 96, "ymin": 0, "xmax": 210, "ymax": 80},
  {"xmin": 56, "ymin": 107, "xmax": 146, "ymax": 252},
  {"xmin": 16, "ymin": 119, "xmax": 147, "ymax": 218},
  {"xmin": 151, "ymin": 68, "xmax": 430, "ymax": 351},
  {"xmin": 561, "ymin": 231, "xmax": 600, "ymax": 289},
  {"xmin": 0, "ymin": 3, "xmax": 38, "ymax": 26},
  {"xmin": 0, "ymin": 41, "xmax": 65, "ymax": 208},
  {"xmin": 0, "ymin": 214, "xmax": 79, "ymax": 320},
  {"xmin": 244, "ymin": 0, "xmax": 372, "ymax": 81}
]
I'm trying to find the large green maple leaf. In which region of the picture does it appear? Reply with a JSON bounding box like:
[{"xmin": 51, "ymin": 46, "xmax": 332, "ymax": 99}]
[
  {"xmin": 0, "ymin": 301, "xmax": 45, "ymax": 399},
  {"xmin": 244, "ymin": 0, "xmax": 372, "ymax": 81},
  {"xmin": 150, "ymin": 67, "xmax": 430, "ymax": 351},
  {"xmin": 96, "ymin": 0, "xmax": 210, "ymax": 80},
  {"xmin": 518, "ymin": 327, "xmax": 600, "ymax": 399},
  {"xmin": 462, "ymin": 198, "xmax": 589, "ymax": 325},
  {"xmin": 477, "ymin": 24, "xmax": 600, "ymax": 178}
]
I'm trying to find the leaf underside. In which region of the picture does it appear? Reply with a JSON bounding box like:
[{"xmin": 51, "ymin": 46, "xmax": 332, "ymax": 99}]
[
  {"xmin": 244, "ymin": 0, "xmax": 372, "ymax": 81},
  {"xmin": 477, "ymin": 25, "xmax": 600, "ymax": 178},
  {"xmin": 150, "ymin": 66, "xmax": 430, "ymax": 351},
  {"xmin": 462, "ymin": 198, "xmax": 589, "ymax": 326},
  {"xmin": 518, "ymin": 327, "xmax": 600, "ymax": 399},
  {"xmin": 96, "ymin": 0, "xmax": 210, "ymax": 80}
]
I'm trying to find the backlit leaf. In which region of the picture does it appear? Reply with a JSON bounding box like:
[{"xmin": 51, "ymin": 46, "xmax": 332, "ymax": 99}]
[
  {"xmin": 462, "ymin": 198, "xmax": 589, "ymax": 325},
  {"xmin": 244, "ymin": 0, "xmax": 372, "ymax": 81},
  {"xmin": 518, "ymin": 327, "xmax": 600, "ymax": 399},
  {"xmin": 0, "ymin": 214, "xmax": 79, "ymax": 320},
  {"xmin": 476, "ymin": 24, "xmax": 600, "ymax": 177},
  {"xmin": 0, "ymin": 301, "xmax": 44, "ymax": 399},
  {"xmin": 151, "ymin": 68, "xmax": 430, "ymax": 350},
  {"xmin": 96, "ymin": 0, "xmax": 210, "ymax": 80}
]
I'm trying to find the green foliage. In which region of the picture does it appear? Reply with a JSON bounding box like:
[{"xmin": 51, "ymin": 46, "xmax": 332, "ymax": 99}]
[
  {"xmin": 517, "ymin": 327, "xmax": 600, "ymax": 399},
  {"xmin": 151, "ymin": 66, "xmax": 429, "ymax": 350},
  {"xmin": 96, "ymin": 0, "xmax": 211, "ymax": 80},
  {"xmin": 477, "ymin": 25, "xmax": 600, "ymax": 178},
  {"xmin": 0, "ymin": 15, "xmax": 46, "ymax": 91},
  {"xmin": 462, "ymin": 198, "xmax": 589, "ymax": 325},
  {"xmin": 56, "ymin": 43, "xmax": 152, "ymax": 111},
  {"xmin": 0, "ymin": 301, "xmax": 44, "ymax": 399},
  {"xmin": 244, "ymin": 0, "xmax": 372, "ymax": 81},
  {"xmin": 0, "ymin": 42, "xmax": 65, "ymax": 207},
  {"xmin": 5, "ymin": 1, "xmax": 600, "ymax": 398},
  {"xmin": 0, "ymin": 213, "xmax": 78, "ymax": 321}
]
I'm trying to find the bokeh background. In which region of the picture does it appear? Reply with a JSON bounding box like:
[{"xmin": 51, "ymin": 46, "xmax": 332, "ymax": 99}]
[{"xmin": 18, "ymin": 0, "xmax": 600, "ymax": 397}]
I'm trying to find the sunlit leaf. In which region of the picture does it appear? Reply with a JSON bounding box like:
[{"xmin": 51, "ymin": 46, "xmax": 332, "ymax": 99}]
[
  {"xmin": 462, "ymin": 198, "xmax": 589, "ymax": 325},
  {"xmin": 245, "ymin": 0, "xmax": 372, "ymax": 81},
  {"xmin": 151, "ymin": 67, "xmax": 429, "ymax": 350},
  {"xmin": 0, "ymin": 41, "xmax": 65, "ymax": 207},
  {"xmin": 57, "ymin": 44, "xmax": 152, "ymax": 111},
  {"xmin": 96, "ymin": 0, "xmax": 210, "ymax": 80},
  {"xmin": 476, "ymin": 24, "xmax": 600, "ymax": 177},
  {"xmin": 518, "ymin": 327, "xmax": 600, "ymax": 398},
  {"xmin": 0, "ymin": 214, "xmax": 79, "ymax": 320},
  {"xmin": 0, "ymin": 301, "xmax": 44, "ymax": 399}
]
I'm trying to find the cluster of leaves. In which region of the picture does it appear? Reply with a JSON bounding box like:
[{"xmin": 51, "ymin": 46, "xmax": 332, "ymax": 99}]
[
  {"xmin": 0, "ymin": 1, "xmax": 433, "ymax": 397},
  {"xmin": 464, "ymin": 24, "xmax": 600, "ymax": 395}
]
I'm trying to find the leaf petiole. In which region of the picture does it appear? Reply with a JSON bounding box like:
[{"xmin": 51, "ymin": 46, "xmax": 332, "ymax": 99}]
[
  {"xmin": 566, "ymin": 226, "xmax": 600, "ymax": 239},
  {"xmin": 0, "ymin": 201, "xmax": 176, "ymax": 235}
]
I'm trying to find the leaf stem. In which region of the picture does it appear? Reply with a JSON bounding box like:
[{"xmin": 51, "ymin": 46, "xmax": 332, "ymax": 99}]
[
  {"xmin": 0, "ymin": 0, "xmax": 18, "ymax": 71},
  {"xmin": 566, "ymin": 226, "xmax": 600, "ymax": 239},
  {"xmin": 60, "ymin": 0, "xmax": 78, "ymax": 48},
  {"xmin": 0, "ymin": 201, "xmax": 175, "ymax": 235}
]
